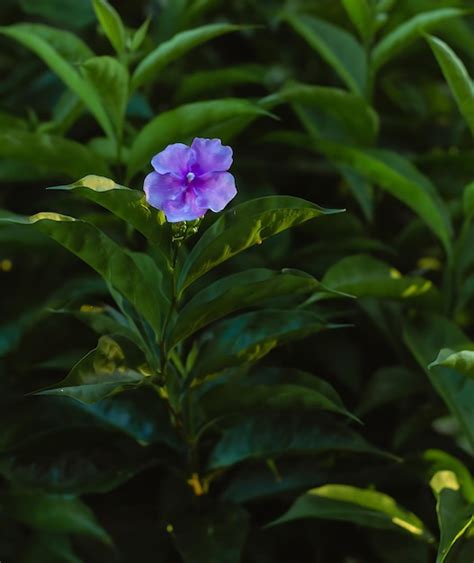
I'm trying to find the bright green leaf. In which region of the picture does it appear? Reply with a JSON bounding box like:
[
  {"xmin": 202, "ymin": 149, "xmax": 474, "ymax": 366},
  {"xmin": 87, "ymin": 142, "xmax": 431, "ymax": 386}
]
[
  {"xmin": 269, "ymin": 485, "xmax": 433, "ymax": 541},
  {"xmin": 322, "ymin": 254, "xmax": 433, "ymax": 299},
  {"xmin": 430, "ymin": 471, "xmax": 474, "ymax": 562},
  {"xmin": 92, "ymin": 0, "xmax": 126, "ymax": 55},
  {"xmin": 429, "ymin": 348, "xmax": 474, "ymax": 380}
]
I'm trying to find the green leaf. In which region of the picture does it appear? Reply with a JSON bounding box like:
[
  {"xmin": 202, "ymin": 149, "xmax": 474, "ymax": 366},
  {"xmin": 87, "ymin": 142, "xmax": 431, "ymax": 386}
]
[
  {"xmin": 207, "ymin": 412, "xmax": 389, "ymax": 470},
  {"xmin": 193, "ymin": 309, "xmax": 333, "ymax": 378},
  {"xmin": 268, "ymin": 485, "xmax": 433, "ymax": 541},
  {"xmin": 372, "ymin": 8, "xmax": 464, "ymax": 71},
  {"xmin": 463, "ymin": 181, "xmax": 474, "ymax": 219},
  {"xmin": 92, "ymin": 0, "xmax": 126, "ymax": 55},
  {"xmin": 404, "ymin": 315, "xmax": 474, "ymax": 450},
  {"xmin": 129, "ymin": 17, "xmax": 151, "ymax": 52},
  {"xmin": 266, "ymin": 82, "xmax": 379, "ymax": 144},
  {"xmin": 0, "ymin": 213, "xmax": 168, "ymax": 336},
  {"xmin": 342, "ymin": 0, "xmax": 374, "ymax": 44},
  {"xmin": 19, "ymin": 0, "xmax": 95, "ymax": 29},
  {"xmin": 430, "ymin": 471, "xmax": 474, "ymax": 562},
  {"xmin": 176, "ymin": 64, "xmax": 266, "ymax": 102},
  {"xmin": 0, "ymin": 129, "xmax": 110, "ymax": 179},
  {"xmin": 170, "ymin": 503, "xmax": 249, "ymax": 563},
  {"xmin": 315, "ymin": 142, "xmax": 452, "ymax": 254},
  {"xmin": 194, "ymin": 367, "xmax": 359, "ymax": 426},
  {"xmin": 423, "ymin": 450, "xmax": 474, "ymax": 503},
  {"xmin": 127, "ymin": 98, "xmax": 270, "ymax": 178},
  {"xmin": 81, "ymin": 56, "xmax": 129, "ymax": 140},
  {"xmin": 322, "ymin": 254, "xmax": 433, "ymax": 299},
  {"xmin": 429, "ymin": 348, "xmax": 474, "ymax": 380},
  {"xmin": 0, "ymin": 491, "xmax": 112, "ymax": 544},
  {"xmin": 49, "ymin": 175, "xmax": 169, "ymax": 247},
  {"xmin": 131, "ymin": 23, "xmax": 244, "ymax": 90},
  {"xmin": 284, "ymin": 13, "xmax": 367, "ymax": 95},
  {"xmin": 170, "ymin": 268, "xmax": 323, "ymax": 346},
  {"xmin": 0, "ymin": 24, "xmax": 114, "ymax": 139},
  {"xmin": 35, "ymin": 335, "xmax": 145, "ymax": 404},
  {"xmin": 177, "ymin": 196, "xmax": 342, "ymax": 293},
  {"xmin": 20, "ymin": 533, "xmax": 83, "ymax": 563},
  {"xmin": 427, "ymin": 35, "xmax": 474, "ymax": 137}
]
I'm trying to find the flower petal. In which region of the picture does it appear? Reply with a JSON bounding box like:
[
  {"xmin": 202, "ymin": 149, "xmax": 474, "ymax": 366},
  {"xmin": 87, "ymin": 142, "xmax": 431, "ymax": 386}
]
[
  {"xmin": 190, "ymin": 138, "xmax": 233, "ymax": 174},
  {"xmin": 151, "ymin": 143, "xmax": 193, "ymax": 176},
  {"xmin": 162, "ymin": 190, "xmax": 207, "ymax": 222},
  {"xmin": 193, "ymin": 172, "xmax": 237, "ymax": 212},
  {"xmin": 144, "ymin": 171, "xmax": 185, "ymax": 210}
]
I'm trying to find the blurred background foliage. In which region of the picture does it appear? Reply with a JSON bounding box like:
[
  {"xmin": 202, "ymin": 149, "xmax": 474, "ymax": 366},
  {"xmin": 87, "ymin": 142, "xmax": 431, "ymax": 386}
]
[{"xmin": 0, "ymin": 0, "xmax": 474, "ymax": 561}]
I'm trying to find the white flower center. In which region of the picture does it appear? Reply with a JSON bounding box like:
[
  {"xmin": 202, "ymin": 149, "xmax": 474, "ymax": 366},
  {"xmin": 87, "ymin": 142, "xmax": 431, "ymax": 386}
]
[{"xmin": 186, "ymin": 172, "xmax": 195, "ymax": 184}]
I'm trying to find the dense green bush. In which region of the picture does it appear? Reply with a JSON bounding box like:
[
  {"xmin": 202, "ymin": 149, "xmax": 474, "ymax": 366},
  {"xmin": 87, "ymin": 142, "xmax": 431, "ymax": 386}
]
[{"xmin": 0, "ymin": 0, "xmax": 473, "ymax": 561}]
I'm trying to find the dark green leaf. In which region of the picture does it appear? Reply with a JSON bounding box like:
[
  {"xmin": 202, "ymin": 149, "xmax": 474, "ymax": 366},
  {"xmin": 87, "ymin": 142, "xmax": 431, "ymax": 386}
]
[
  {"xmin": 404, "ymin": 315, "xmax": 474, "ymax": 450},
  {"xmin": 0, "ymin": 213, "xmax": 168, "ymax": 336},
  {"xmin": 284, "ymin": 13, "xmax": 367, "ymax": 95},
  {"xmin": 0, "ymin": 491, "xmax": 112, "ymax": 544},
  {"xmin": 35, "ymin": 335, "xmax": 145, "ymax": 404},
  {"xmin": 177, "ymin": 196, "xmax": 342, "ymax": 293},
  {"xmin": 372, "ymin": 9, "xmax": 463, "ymax": 71},
  {"xmin": 0, "ymin": 24, "xmax": 114, "ymax": 139},
  {"xmin": 170, "ymin": 268, "xmax": 323, "ymax": 346},
  {"xmin": 342, "ymin": 0, "xmax": 374, "ymax": 44},
  {"xmin": 127, "ymin": 98, "xmax": 270, "ymax": 178},
  {"xmin": 131, "ymin": 23, "xmax": 244, "ymax": 90},
  {"xmin": 207, "ymin": 412, "xmax": 389, "ymax": 470},
  {"xmin": 193, "ymin": 309, "xmax": 335, "ymax": 378},
  {"xmin": 0, "ymin": 129, "xmax": 110, "ymax": 179}
]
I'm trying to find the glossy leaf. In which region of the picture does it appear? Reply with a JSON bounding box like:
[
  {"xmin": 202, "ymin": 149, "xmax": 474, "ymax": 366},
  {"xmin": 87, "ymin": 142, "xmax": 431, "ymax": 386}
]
[
  {"xmin": 50, "ymin": 175, "xmax": 169, "ymax": 247},
  {"xmin": 92, "ymin": 0, "xmax": 126, "ymax": 55},
  {"xmin": 284, "ymin": 13, "xmax": 367, "ymax": 95},
  {"xmin": 194, "ymin": 367, "xmax": 359, "ymax": 426},
  {"xmin": 427, "ymin": 35, "xmax": 474, "ymax": 137},
  {"xmin": 207, "ymin": 412, "xmax": 388, "ymax": 470},
  {"xmin": 131, "ymin": 23, "xmax": 243, "ymax": 90},
  {"xmin": 269, "ymin": 485, "xmax": 433, "ymax": 541},
  {"xmin": 372, "ymin": 8, "xmax": 463, "ymax": 70},
  {"xmin": 1, "ymin": 491, "xmax": 112, "ymax": 544},
  {"xmin": 35, "ymin": 335, "xmax": 145, "ymax": 404},
  {"xmin": 127, "ymin": 98, "xmax": 270, "ymax": 178},
  {"xmin": 430, "ymin": 471, "xmax": 474, "ymax": 562},
  {"xmin": 0, "ymin": 213, "xmax": 168, "ymax": 336},
  {"xmin": 0, "ymin": 129, "xmax": 110, "ymax": 179},
  {"xmin": 81, "ymin": 56, "xmax": 129, "ymax": 139},
  {"xmin": 193, "ymin": 309, "xmax": 334, "ymax": 378},
  {"xmin": 177, "ymin": 196, "xmax": 342, "ymax": 293},
  {"xmin": 322, "ymin": 254, "xmax": 433, "ymax": 299},
  {"xmin": 404, "ymin": 315, "xmax": 474, "ymax": 450},
  {"xmin": 0, "ymin": 24, "xmax": 114, "ymax": 139},
  {"xmin": 170, "ymin": 268, "xmax": 323, "ymax": 346}
]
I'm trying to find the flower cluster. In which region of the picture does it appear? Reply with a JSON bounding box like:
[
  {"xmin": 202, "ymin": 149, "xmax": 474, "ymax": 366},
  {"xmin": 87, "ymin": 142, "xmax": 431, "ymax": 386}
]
[{"xmin": 144, "ymin": 138, "xmax": 237, "ymax": 222}]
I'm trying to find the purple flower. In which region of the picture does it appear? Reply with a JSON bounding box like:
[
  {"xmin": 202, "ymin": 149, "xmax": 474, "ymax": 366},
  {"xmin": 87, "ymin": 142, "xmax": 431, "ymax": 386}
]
[{"xmin": 144, "ymin": 138, "xmax": 237, "ymax": 222}]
